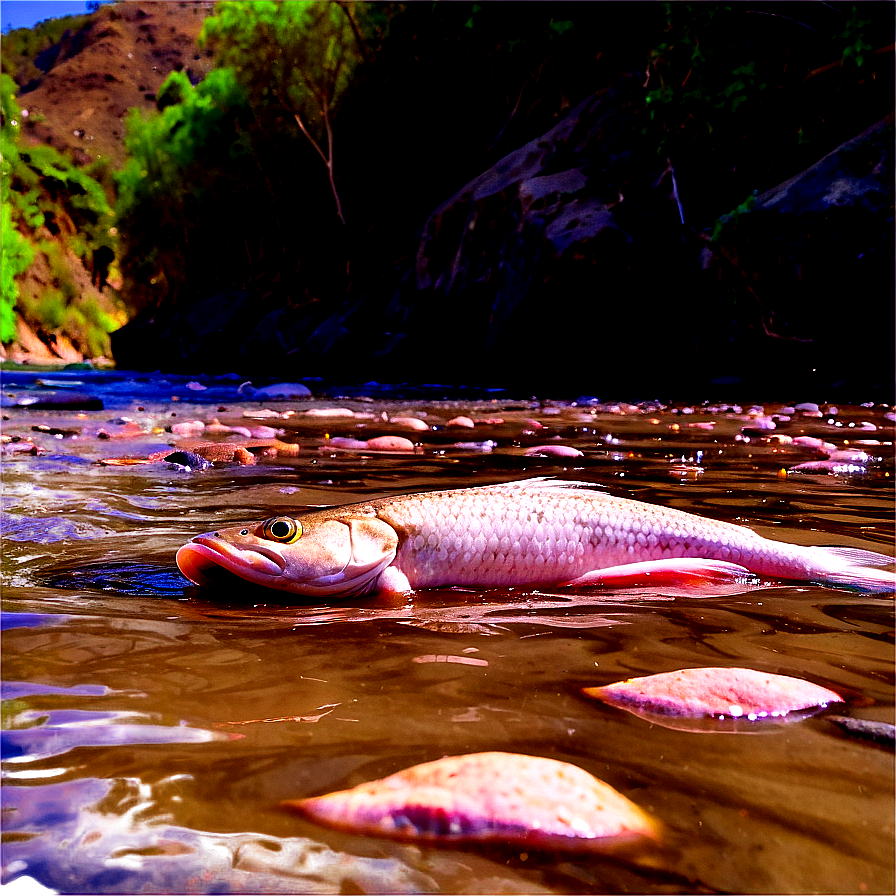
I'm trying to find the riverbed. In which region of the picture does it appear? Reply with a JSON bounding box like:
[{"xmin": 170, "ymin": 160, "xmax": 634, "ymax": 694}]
[{"xmin": 2, "ymin": 368, "xmax": 893, "ymax": 894}]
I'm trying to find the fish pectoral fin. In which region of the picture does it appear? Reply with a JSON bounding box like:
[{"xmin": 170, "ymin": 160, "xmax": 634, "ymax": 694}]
[
  {"xmin": 564, "ymin": 558, "xmax": 758, "ymax": 589},
  {"xmin": 375, "ymin": 565, "xmax": 414, "ymax": 597}
]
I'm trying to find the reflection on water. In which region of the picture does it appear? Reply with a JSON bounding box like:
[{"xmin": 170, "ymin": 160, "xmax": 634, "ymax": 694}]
[{"xmin": 1, "ymin": 371, "xmax": 893, "ymax": 894}]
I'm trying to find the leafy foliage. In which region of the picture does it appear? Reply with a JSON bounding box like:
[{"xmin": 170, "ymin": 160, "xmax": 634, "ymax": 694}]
[
  {"xmin": 1, "ymin": 75, "xmax": 36, "ymax": 342},
  {"xmin": 200, "ymin": 1, "xmax": 388, "ymax": 224},
  {"xmin": 1, "ymin": 72, "xmax": 119, "ymax": 350},
  {"xmin": 1, "ymin": 12, "xmax": 93, "ymax": 87},
  {"xmin": 840, "ymin": 5, "xmax": 874, "ymax": 67},
  {"xmin": 115, "ymin": 67, "xmax": 256, "ymax": 312}
]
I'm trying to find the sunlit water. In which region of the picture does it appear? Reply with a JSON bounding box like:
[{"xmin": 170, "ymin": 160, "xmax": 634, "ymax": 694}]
[{"xmin": 2, "ymin": 370, "xmax": 893, "ymax": 894}]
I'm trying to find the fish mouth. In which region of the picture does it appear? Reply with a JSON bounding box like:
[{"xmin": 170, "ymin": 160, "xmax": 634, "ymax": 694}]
[{"xmin": 176, "ymin": 536, "xmax": 285, "ymax": 588}]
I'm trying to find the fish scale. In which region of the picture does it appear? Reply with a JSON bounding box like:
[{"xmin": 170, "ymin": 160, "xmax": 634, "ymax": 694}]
[{"xmin": 375, "ymin": 484, "xmax": 802, "ymax": 587}]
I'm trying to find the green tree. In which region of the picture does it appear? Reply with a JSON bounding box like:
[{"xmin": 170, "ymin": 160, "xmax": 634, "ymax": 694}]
[
  {"xmin": 1, "ymin": 75, "xmax": 35, "ymax": 342},
  {"xmin": 200, "ymin": 0, "xmax": 384, "ymax": 225},
  {"xmin": 2, "ymin": 72, "xmax": 119, "ymax": 351},
  {"xmin": 115, "ymin": 67, "xmax": 257, "ymax": 311}
]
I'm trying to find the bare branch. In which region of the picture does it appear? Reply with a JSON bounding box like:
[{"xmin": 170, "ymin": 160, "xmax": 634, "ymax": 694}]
[
  {"xmin": 321, "ymin": 99, "xmax": 346, "ymax": 226},
  {"xmin": 293, "ymin": 111, "xmax": 330, "ymax": 167}
]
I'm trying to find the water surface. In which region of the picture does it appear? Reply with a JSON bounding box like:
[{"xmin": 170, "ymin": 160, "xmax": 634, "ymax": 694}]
[{"xmin": 2, "ymin": 371, "xmax": 893, "ymax": 893}]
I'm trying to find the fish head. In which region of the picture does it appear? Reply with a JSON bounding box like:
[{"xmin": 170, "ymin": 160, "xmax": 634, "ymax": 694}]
[{"xmin": 176, "ymin": 513, "xmax": 399, "ymax": 597}]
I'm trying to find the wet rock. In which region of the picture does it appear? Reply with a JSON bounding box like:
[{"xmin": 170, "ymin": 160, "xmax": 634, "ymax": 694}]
[
  {"xmin": 3, "ymin": 392, "xmax": 103, "ymax": 411},
  {"xmin": 163, "ymin": 451, "xmax": 212, "ymax": 471},
  {"xmin": 284, "ymin": 752, "xmax": 658, "ymax": 851},
  {"xmin": 325, "ymin": 436, "xmax": 416, "ymax": 453},
  {"xmin": 365, "ymin": 435, "xmax": 416, "ymax": 452},
  {"xmin": 1, "ymin": 438, "xmax": 43, "ymax": 456},
  {"xmin": 246, "ymin": 382, "xmax": 313, "ymax": 400},
  {"xmin": 583, "ymin": 667, "xmax": 842, "ymax": 722},
  {"xmin": 31, "ymin": 425, "xmax": 80, "ymax": 437},
  {"xmin": 303, "ymin": 407, "xmax": 355, "ymax": 417},
  {"xmin": 170, "ymin": 420, "xmax": 205, "ymax": 436},
  {"xmin": 524, "ymin": 445, "xmax": 584, "ymax": 457},
  {"xmin": 390, "ymin": 416, "xmax": 429, "ymax": 431},
  {"xmin": 828, "ymin": 715, "xmax": 895, "ymax": 748},
  {"xmin": 450, "ymin": 440, "xmax": 496, "ymax": 452}
]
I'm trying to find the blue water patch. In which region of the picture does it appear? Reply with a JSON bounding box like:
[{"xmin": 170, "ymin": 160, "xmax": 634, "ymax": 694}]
[
  {"xmin": 2, "ymin": 681, "xmax": 110, "ymax": 699},
  {"xmin": 2, "ymin": 709, "xmax": 224, "ymax": 761},
  {"xmin": 0, "ymin": 613, "xmax": 71, "ymax": 632},
  {"xmin": 0, "ymin": 513, "xmax": 113, "ymax": 542},
  {"xmin": 40, "ymin": 563, "xmax": 190, "ymax": 597}
]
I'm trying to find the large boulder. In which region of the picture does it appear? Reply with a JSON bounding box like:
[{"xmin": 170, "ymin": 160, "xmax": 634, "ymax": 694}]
[
  {"xmin": 359, "ymin": 74, "xmax": 694, "ymax": 392},
  {"xmin": 701, "ymin": 114, "xmax": 894, "ymax": 392},
  {"xmin": 112, "ymin": 78, "xmax": 893, "ymax": 396}
]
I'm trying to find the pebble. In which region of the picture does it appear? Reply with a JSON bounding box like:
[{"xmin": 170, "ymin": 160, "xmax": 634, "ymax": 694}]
[
  {"xmin": 450, "ymin": 440, "xmax": 496, "ymax": 452},
  {"xmin": 304, "ymin": 408, "xmax": 355, "ymax": 418},
  {"xmin": 363, "ymin": 435, "xmax": 416, "ymax": 452},
  {"xmin": 246, "ymin": 382, "xmax": 312, "ymax": 400},
  {"xmin": 389, "ymin": 416, "xmax": 429, "ymax": 431},
  {"xmin": 523, "ymin": 445, "xmax": 584, "ymax": 457},
  {"xmin": 446, "ymin": 416, "xmax": 475, "ymax": 428},
  {"xmin": 171, "ymin": 420, "xmax": 205, "ymax": 436},
  {"xmin": 792, "ymin": 436, "xmax": 837, "ymax": 455},
  {"xmin": 164, "ymin": 450, "xmax": 212, "ymax": 471}
]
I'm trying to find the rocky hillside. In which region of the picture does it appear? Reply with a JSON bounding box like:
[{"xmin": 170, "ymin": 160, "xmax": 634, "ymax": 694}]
[
  {"xmin": 2, "ymin": 1, "xmax": 215, "ymax": 365},
  {"xmin": 11, "ymin": 1, "xmax": 215, "ymax": 167}
]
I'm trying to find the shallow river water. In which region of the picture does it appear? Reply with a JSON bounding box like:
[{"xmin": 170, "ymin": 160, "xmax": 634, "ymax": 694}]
[{"xmin": 1, "ymin": 369, "xmax": 893, "ymax": 894}]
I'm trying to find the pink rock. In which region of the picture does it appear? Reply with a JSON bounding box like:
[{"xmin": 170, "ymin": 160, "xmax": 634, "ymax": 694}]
[
  {"xmin": 792, "ymin": 436, "xmax": 837, "ymax": 455},
  {"xmin": 326, "ymin": 437, "xmax": 369, "ymax": 450},
  {"xmin": 446, "ymin": 416, "xmax": 475, "ymax": 428},
  {"xmin": 171, "ymin": 420, "xmax": 205, "ymax": 436},
  {"xmin": 390, "ymin": 416, "xmax": 429, "ymax": 431},
  {"xmin": 828, "ymin": 449, "xmax": 869, "ymax": 463},
  {"xmin": 284, "ymin": 752, "xmax": 657, "ymax": 850},
  {"xmin": 365, "ymin": 436, "xmax": 416, "ymax": 452},
  {"xmin": 583, "ymin": 667, "xmax": 842, "ymax": 720},
  {"xmin": 523, "ymin": 445, "xmax": 584, "ymax": 457},
  {"xmin": 305, "ymin": 408, "xmax": 356, "ymax": 418}
]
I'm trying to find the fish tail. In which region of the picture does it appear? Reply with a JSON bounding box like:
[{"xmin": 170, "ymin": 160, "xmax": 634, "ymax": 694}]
[{"xmin": 813, "ymin": 546, "xmax": 895, "ymax": 593}]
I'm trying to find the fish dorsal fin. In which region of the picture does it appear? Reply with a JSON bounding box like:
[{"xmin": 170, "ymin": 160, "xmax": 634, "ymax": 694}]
[{"xmin": 495, "ymin": 477, "xmax": 606, "ymax": 492}]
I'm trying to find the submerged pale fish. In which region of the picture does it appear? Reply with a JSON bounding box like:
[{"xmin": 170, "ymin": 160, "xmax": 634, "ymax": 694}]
[{"xmin": 175, "ymin": 479, "xmax": 895, "ymax": 597}]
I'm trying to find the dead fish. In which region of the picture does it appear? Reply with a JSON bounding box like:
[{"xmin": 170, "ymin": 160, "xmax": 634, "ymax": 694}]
[
  {"xmin": 176, "ymin": 479, "xmax": 895, "ymax": 597},
  {"xmin": 282, "ymin": 751, "xmax": 658, "ymax": 851}
]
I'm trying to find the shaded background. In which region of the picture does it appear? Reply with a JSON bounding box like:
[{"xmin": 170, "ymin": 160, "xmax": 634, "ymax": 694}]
[{"xmin": 2, "ymin": 1, "xmax": 893, "ymax": 398}]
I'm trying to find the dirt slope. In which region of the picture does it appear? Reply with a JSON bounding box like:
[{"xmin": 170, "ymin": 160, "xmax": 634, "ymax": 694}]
[{"xmin": 17, "ymin": 1, "xmax": 216, "ymax": 167}]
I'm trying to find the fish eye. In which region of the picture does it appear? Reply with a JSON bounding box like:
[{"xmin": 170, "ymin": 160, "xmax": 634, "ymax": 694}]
[
  {"xmin": 239, "ymin": 529, "xmax": 249, "ymax": 536},
  {"xmin": 262, "ymin": 516, "xmax": 303, "ymax": 543}
]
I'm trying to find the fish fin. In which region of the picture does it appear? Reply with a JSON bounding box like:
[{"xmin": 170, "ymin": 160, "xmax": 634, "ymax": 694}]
[
  {"xmin": 813, "ymin": 546, "xmax": 894, "ymax": 568},
  {"xmin": 375, "ymin": 565, "xmax": 415, "ymax": 597},
  {"xmin": 823, "ymin": 568, "xmax": 895, "ymax": 593},
  {"xmin": 500, "ymin": 477, "xmax": 605, "ymax": 492},
  {"xmin": 810, "ymin": 546, "xmax": 895, "ymax": 593},
  {"xmin": 564, "ymin": 559, "xmax": 758, "ymax": 589}
]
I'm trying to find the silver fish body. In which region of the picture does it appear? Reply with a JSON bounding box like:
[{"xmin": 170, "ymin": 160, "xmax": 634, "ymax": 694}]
[{"xmin": 176, "ymin": 480, "xmax": 895, "ymax": 597}]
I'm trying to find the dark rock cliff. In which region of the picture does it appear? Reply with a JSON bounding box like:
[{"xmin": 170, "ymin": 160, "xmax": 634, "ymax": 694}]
[{"xmin": 112, "ymin": 77, "xmax": 894, "ymax": 397}]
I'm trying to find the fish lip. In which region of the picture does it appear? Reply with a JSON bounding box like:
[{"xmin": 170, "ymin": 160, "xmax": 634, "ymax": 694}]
[{"xmin": 176, "ymin": 535, "xmax": 285, "ymax": 586}]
